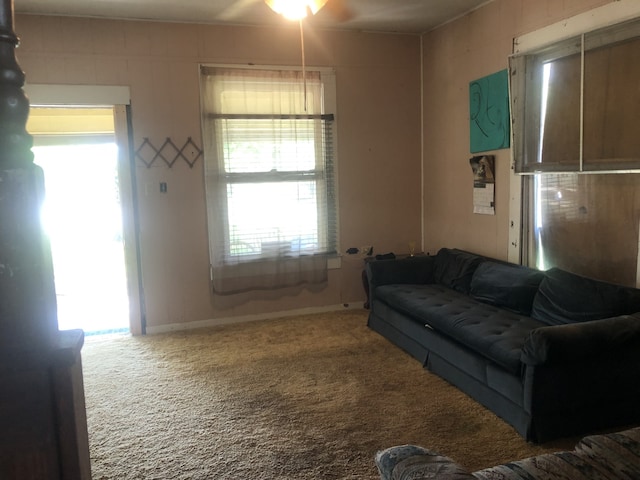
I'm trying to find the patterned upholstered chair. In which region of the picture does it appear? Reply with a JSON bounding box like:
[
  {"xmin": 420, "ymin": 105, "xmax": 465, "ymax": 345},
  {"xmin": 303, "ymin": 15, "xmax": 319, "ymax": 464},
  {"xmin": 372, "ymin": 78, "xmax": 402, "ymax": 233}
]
[{"xmin": 376, "ymin": 427, "xmax": 640, "ymax": 480}]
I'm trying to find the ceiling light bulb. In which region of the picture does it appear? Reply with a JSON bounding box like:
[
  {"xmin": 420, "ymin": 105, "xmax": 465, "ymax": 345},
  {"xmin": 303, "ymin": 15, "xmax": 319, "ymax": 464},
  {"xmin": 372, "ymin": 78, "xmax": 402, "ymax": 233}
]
[{"xmin": 266, "ymin": 0, "xmax": 309, "ymax": 21}]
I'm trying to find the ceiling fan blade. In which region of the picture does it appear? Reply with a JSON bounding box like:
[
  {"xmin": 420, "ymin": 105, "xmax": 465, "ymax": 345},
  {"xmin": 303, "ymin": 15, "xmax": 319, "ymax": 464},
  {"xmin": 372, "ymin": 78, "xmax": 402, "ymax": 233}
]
[
  {"xmin": 322, "ymin": 0, "xmax": 354, "ymax": 22},
  {"xmin": 308, "ymin": 0, "xmax": 330, "ymax": 15}
]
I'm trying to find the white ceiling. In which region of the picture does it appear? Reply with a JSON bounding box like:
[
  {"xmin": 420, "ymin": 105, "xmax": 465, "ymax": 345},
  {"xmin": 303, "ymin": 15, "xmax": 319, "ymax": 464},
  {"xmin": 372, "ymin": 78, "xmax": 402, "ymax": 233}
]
[{"xmin": 14, "ymin": 0, "xmax": 491, "ymax": 34}]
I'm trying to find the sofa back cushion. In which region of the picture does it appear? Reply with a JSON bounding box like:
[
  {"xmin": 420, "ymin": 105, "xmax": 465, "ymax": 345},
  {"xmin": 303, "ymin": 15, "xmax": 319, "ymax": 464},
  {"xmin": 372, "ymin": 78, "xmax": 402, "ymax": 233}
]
[
  {"xmin": 433, "ymin": 248, "xmax": 484, "ymax": 294},
  {"xmin": 530, "ymin": 267, "xmax": 640, "ymax": 325},
  {"xmin": 470, "ymin": 261, "xmax": 544, "ymax": 315}
]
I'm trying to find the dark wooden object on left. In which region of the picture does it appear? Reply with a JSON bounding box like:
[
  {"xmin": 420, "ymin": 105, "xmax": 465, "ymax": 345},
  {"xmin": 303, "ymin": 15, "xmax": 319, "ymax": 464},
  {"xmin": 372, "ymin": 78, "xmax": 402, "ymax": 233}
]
[{"xmin": 0, "ymin": 0, "xmax": 92, "ymax": 478}]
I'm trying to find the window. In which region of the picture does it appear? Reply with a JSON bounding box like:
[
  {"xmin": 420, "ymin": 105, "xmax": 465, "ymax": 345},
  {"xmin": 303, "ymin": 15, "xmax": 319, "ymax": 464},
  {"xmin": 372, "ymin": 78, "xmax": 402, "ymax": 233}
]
[
  {"xmin": 511, "ymin": 17, "xmax": 640, "ymax": 173},
  {"xmin": 529, "ymin": 172, "xmax": 640, "ymax": 286},
  {"xmin": 511, "ymin": 14, "xmax": 640, "ymax": 286},
  {"xmin": 200, "ymin": 66, "xmax": 338, "ymax": 294}
]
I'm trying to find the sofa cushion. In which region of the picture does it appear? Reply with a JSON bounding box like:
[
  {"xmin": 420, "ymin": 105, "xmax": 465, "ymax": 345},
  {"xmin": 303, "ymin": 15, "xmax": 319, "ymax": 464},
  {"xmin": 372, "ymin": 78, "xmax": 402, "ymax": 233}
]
[
  {"xmin": 375, "ymin": 284, "xmax": 547, "ymax": 374},
  {"xmin": 530, "ymin": 268, "xmax": 640, "ymax": 326},
  {"xmin": 433, "ymin": 248, "xmax": 484, "ymax": 294},
  {"xmin": 470, "ymin": 261, "xmax": 544, "ymax": 315}
]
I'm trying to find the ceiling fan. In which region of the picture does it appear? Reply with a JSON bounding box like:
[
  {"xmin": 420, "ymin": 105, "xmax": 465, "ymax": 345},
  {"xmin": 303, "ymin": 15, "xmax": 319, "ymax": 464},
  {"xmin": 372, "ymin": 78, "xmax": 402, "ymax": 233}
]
[
  {"xmin": 265, "ymin": 0, "xmax": 328, "ymax": 20},
  {"xmin": 219, "ymin": 0, "xmax": 353, "ymax": 24},
  {"xmin": 265, "ymin": 0, "xmax": 353, "ymax": 22}
]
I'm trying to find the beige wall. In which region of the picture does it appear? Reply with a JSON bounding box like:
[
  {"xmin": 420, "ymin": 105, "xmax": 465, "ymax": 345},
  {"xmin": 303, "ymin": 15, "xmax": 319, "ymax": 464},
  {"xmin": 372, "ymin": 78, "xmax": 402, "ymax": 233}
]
[
  {"xmin": 16, "ymin": 1, "xmax": 622, "ymax": 330},
  {"xmin": 421, "ymin": 0, "xmax": 614, "ymax": 260},
  {"xmin": 15, "ymin": 15, "xmax": 422, "ymax": 329}
]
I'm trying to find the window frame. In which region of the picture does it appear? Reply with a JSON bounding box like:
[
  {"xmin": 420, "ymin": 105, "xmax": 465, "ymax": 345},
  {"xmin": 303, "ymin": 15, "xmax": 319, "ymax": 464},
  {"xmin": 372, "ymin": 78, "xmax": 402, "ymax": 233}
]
[
  {"xmin": 214, "ymin": 113, "xmax": 336, "ymax": 262},
  {"xmin": 507, "ymin": 1, "xmax": 640, "ymax": 265},
  {"xmin": 199, "ymin": 64, "xmax": 340, "ymax": 269},
  {"xmin": 511, "ymin": 19, "xmax": 640, "ymax": 174}
]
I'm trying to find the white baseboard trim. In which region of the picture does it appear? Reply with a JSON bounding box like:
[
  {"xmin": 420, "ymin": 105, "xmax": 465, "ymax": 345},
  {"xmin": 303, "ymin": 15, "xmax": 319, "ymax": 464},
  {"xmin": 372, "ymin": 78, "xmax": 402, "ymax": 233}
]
[{"xmin": 145, "ymin": 301, "xmax": 366, "ymax": 335}]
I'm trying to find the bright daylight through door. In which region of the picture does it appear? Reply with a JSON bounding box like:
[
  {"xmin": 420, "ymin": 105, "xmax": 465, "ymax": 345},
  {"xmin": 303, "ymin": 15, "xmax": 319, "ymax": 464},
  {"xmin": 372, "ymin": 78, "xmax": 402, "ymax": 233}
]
[
  {"xmin": 31, "ymin": 107, "xmax": 130, "ymax": 335},
  {"xmin": 35, "ymin": 143, "xmax": 129, "ymax": 334}
]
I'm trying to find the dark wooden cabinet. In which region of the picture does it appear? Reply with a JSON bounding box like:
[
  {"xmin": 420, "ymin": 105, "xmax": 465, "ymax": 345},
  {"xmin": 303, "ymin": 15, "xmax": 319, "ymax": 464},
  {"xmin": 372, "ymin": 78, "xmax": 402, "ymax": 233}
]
[
  {"xmin": 52, "ymin": 330, "xmax": 92, "ymax": 479},
  {"xmin": 0, "ymin": 330, "xmax": 91, "ymax": 480}
]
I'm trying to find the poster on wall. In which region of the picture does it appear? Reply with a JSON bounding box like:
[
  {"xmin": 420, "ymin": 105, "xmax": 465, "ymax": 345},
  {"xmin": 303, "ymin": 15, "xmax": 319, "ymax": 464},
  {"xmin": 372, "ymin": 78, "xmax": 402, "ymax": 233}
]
[
  {"xmin": 469, "ymin": 69, "xmax": 510, "ymax": 153},
  {"xmin": 470, "ymin": 155, "xmax": 495, "ymax": 215}
]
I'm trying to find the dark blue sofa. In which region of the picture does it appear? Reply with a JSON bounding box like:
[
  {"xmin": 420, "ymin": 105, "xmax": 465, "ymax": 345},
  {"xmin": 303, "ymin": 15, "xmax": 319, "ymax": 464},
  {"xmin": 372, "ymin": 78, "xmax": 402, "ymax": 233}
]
[{"xmin": 366, "ymin": 248, "xmax": 640, "ymax": 442}]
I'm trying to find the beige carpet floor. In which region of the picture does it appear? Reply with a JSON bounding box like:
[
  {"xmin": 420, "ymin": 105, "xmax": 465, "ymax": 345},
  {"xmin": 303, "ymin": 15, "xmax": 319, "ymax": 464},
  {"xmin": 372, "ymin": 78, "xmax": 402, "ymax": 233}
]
[{"xmin": 82, "ymin": 309, "xmax": 577, "ymax": 479}]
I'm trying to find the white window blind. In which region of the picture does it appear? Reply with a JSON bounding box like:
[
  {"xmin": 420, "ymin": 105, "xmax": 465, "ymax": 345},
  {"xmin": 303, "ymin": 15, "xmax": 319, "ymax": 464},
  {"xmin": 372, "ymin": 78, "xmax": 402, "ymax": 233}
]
[{"xmin": 200, "ymin": 66, "xmax": 337, "ymax": 294}]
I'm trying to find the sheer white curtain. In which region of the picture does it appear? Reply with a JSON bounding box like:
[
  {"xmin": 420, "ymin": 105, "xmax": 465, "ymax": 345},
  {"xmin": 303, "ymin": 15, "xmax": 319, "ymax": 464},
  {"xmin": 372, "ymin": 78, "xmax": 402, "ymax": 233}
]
[{"xmin": 201, "ymin": 67, "xmax": 336, "ymax": 295}]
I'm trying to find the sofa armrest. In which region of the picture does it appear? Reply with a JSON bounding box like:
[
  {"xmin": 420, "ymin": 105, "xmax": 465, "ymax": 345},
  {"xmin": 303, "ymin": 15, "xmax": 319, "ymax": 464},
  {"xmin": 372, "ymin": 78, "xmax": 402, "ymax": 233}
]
[
  {"xmin": 375, "ymin": 445, "xmax": 474, "ymax": 480},
  {"xmin": 366, "ymin": 255, "xmax": 435, "ymax": 288},
  {"xmin": 521, "ymin": 313, "xmax": 640, "ymax": 366}
]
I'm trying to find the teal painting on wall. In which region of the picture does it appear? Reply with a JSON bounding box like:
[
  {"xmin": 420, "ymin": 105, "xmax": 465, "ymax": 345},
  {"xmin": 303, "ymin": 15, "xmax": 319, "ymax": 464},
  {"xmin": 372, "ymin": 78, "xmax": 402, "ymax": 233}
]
[{"xmin": 469, "ymin": 69, "xmax": 510, "ymax": 153}]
